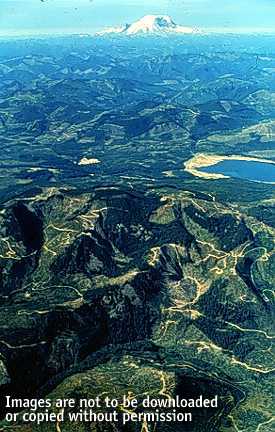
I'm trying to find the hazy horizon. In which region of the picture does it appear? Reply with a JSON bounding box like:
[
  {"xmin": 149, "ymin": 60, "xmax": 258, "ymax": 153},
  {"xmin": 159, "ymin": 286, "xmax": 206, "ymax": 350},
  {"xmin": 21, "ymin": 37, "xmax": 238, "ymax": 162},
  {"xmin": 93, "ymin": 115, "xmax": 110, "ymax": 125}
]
[{"xmin": 0, "ymin": 0, "xmax": 275, "ymax": 37}]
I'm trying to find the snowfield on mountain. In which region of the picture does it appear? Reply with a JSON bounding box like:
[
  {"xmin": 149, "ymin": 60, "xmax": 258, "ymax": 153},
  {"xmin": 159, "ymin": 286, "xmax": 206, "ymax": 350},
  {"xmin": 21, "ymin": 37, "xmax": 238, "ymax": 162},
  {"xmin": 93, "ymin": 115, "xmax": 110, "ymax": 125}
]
[{"xmin": 96, "ymin": 15, "xmax": 198, "ymax": 36}]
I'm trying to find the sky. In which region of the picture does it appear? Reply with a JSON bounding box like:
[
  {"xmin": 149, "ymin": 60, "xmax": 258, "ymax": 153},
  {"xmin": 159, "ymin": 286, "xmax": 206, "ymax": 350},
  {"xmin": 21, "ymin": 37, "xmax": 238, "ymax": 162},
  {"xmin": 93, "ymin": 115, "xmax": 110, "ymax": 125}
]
[{"xmin": 0, "ymin": 0, "xmax": 275, "ymax": 36}]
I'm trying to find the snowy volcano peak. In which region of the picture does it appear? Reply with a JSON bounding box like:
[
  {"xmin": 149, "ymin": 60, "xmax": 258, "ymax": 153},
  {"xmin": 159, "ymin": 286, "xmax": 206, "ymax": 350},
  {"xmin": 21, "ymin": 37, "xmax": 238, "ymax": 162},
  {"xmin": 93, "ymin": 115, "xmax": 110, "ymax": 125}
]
[
  {"xmin": 126, "ymin": 15, "xmax": 177, "ymax": 34},
  {"xmin": 97, "ymin": 15, "xmax": 197, "ymax": 36}
]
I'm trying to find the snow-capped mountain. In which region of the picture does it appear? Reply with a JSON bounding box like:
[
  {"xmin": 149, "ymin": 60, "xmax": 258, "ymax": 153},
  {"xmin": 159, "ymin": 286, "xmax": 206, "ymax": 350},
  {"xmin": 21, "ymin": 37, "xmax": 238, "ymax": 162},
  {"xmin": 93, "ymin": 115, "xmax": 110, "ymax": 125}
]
[{"xmin": 96, "ymin": 15, "xmax": 199, "ymax": 37}]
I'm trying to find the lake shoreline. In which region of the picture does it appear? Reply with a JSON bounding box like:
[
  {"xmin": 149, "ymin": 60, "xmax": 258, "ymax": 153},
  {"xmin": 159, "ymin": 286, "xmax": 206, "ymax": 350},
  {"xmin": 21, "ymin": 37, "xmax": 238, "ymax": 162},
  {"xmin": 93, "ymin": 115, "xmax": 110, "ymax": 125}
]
[{"xmin": 184, "ymin": 153, "xmax": 275, "ymax": 183}]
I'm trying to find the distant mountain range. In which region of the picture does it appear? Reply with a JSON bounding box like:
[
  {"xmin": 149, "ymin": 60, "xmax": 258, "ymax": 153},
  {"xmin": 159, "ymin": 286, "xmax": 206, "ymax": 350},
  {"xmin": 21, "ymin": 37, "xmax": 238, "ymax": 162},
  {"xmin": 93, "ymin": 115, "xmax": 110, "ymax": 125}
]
[{"xmin": 96, "ymin": 15, "xmax": 199, "ymax": 37}]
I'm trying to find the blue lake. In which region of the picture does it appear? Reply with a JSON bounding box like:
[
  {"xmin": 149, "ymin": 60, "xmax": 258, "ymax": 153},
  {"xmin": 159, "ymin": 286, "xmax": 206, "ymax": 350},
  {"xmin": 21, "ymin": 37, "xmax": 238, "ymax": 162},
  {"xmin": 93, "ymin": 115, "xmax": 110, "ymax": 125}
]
[{"xmin": 199, "ymin": 160, "xmax": 275, "ymax": 184}]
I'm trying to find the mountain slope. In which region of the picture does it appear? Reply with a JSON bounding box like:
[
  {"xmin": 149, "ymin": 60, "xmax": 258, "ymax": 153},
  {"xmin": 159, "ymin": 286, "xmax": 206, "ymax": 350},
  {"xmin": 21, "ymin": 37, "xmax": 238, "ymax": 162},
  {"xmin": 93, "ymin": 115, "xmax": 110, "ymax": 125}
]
[
  {"xmin": 0, "ymin": 187, "xmax": 273, "ymax": 431},
  {"xmin": 97, "ymin": 15, "xmax": 197, "ymax": 36}
]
